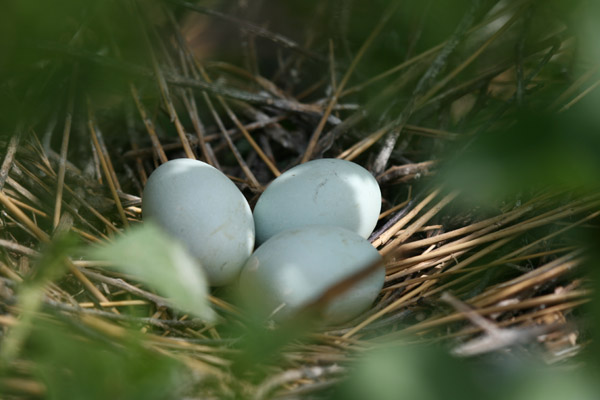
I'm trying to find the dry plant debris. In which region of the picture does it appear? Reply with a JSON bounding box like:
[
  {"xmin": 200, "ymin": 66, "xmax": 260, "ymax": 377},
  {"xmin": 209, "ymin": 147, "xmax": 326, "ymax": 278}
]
[{"xmin": 1, "ymin": 0, "xmax": 599, "ymax": 398}]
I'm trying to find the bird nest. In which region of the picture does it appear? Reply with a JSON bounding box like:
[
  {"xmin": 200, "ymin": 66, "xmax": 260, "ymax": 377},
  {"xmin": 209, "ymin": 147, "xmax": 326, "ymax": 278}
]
[{"xmin": 1, "ymin": 1, "xmax": 598, "ymax": 398}]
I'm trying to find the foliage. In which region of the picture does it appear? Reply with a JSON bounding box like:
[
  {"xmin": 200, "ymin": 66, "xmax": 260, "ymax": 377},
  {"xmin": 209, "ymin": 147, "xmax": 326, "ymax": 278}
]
[
  {"xmin": 1, "ymin": 0, "xmax": 599, "ymax": 399},
  {"xmin": 25, "ymin": 316, "xmax": 185, "ymax": 400},
  {"xmin": 88, "ymin": 221, "xmax": 215, "ymax": 322}
]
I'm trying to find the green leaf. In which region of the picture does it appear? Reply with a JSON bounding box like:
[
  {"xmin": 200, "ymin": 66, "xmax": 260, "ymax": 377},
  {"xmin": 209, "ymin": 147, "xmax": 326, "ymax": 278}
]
[
  {"xmin": 88, "ymin": 222, "xmax": 215, "ymax": 322},
  {"xmin": 333, "ymin": 342, "xmax": 485, "ymax": 400},
  {"xmin": 334, "ymin": 340, "xmax": 600, "ymax": 400},
  {"xmin": 438, "ymin": 108, "xmax": 600, "ymax": 205},
  {"xmin": 25, "ymin": 316, "xmax": 186, "ymax": 400},
  {"xmin": 0, "ymin": 233, "xmax": 78, "ymax": 365}
]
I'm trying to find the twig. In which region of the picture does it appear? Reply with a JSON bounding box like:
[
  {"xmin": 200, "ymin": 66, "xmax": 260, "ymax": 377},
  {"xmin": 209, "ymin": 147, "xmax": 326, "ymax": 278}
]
[
  {"xmin": 45, "ymin": 298, "xmax": 206, "ymax": 329},
  {"xmin": 377, "ymin": 161, "xmax": 438, "ymax": 183},
  {"xmin": 38, "ymin": 42, "xmax": 339, "ymax": 120},
  {"xmin": 79, "ymin": 268, "xmax": 170, "ymax": 308},
  {"xmin": 441, "ymin": 291, "xmax": 560, "ymax": 356},
  {"xmin": 0, "ymin": 239, "xmax": 39, "ymax": 257}
]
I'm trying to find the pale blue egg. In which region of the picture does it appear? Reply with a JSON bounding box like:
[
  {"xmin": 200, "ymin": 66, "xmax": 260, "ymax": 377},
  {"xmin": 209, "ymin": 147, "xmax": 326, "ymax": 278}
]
[
  {"xmin": 253, "ymin": 159, "xmax": 381, "ymax": 244},
  {"xmin": 143, "ymin": 158, "xmax": 255, "ymax": 286},
  {"xmin": 238, "ymin": 225, "xmax": 384, "ymax": 325}
]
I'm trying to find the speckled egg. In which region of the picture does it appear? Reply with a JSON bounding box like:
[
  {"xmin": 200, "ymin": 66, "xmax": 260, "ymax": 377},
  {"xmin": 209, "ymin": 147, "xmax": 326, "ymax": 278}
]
[
  {"xmin": 237, "ymin": 225, "xmax": 384, "ymax": 325},
  {"xmin": 143, "ymin": 158, "xmax": 254, "ymax": 286},
  {"xmin": 253, "ymin": 158, "xmax": 381, "ymax": 244}
]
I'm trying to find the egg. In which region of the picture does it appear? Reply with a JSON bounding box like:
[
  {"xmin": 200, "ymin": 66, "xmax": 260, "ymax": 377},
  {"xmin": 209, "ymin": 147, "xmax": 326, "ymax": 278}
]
[
  {"xmin": 253, "ymin": 158, "xmax": 381, "ymax": 244},
  {"xmin": 142, "ymin": 158, "xmax": 254, "ymax": 286},
  {"xmin": 237, "ymin": 225, "xmax": 384, "ymax": 325}
]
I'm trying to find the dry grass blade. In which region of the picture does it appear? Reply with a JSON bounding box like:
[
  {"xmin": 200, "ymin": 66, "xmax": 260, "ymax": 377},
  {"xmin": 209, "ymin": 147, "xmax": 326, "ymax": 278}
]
[
  {"xmin": 549, "ymin": 63, "xmax": 600, "ymax": 110},
  {"xmin": 0, "ymin": 190, "xmax": 112, "ymax": 306},
  {"xmin": 417, "ymin": 7, "xmax": 524, "ymax": 107},
  {"xmin": 441, "ymin": 292, "xmax": 560, "ymax": 357},
  {"xmin": 343, "ymin": 196, "xmax": 597, "ymax": 339},
  {"xmin": 372, "ymin": 0, "xmax": 490, "ymax": 174},
  {"xmin": 138, "ymin": 10, "xmax": 196, "ymax": 161},
  {"xmin": 372, "ymin": 188, "xmax": 441, "ymax": 248},
  {"xmin": 559, "ymin": 78, "xmax": 600, "ymax": 112},
  {"xmin": 0, "ymin": 128, "xmax": 21, "ymax": 190},
  {"xmin": 218, "ymin": 99, "xmax": 281, "ymax": 177},
  {"xmin": 130, "ymin": 84, "xmax": 169, "ymax": 163},
  {"xmin": 203, "ymin": 91, "xmax": 262, "ymax": 189},
  {"xmin": 381, "ymin": 190, "xmax": 459, "ymax": 254},
  {"xmin": 396, "ymin": 204, "xmax": 533, "ymax": 252},
  {"xmin": 0, "ymin": 191, "xmax": 50, "ymax": 243},
  {"xmin": 0, "ymin": 378, "xmax": 46, "ymax": 397},
  {"xmin": 87, "ymin": 103, "xmax": 129, "ymax": 228},
  {"xmin": 387, "ymin": 199, "xmax": 600, "ymax": 271},
  {"xmin": 337, "ymin": 122, "xmax": 392, "ymax": 161},
  {"xmin": 53, "ymin": 66, "xmax": 77, "ymax": 229},
  {"xmin": 301, "ymin": 1, "xmax": 401, "ymax": 163},
  {"xmin": 400, "ymin": 284, "xmax": 587, "ymax": 336}
]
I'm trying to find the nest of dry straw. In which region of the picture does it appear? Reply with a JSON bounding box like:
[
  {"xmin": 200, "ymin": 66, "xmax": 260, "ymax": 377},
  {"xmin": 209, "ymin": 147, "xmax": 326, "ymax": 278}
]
[{"xmin": 1, "ymin": 0, "xmax": 598, "ymax": 398}]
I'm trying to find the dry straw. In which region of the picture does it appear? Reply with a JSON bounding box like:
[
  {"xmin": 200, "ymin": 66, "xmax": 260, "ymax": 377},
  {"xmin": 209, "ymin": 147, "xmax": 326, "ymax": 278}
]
[{"xmin": 0, "ymin": 0, "xmax": 598, "ymax": 398}]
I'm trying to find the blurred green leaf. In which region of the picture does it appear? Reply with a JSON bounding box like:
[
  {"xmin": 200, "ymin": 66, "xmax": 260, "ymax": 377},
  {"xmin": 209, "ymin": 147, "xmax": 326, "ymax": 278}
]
[
  {"xmin": 509, "ymin": 369, "xmax": 598, "ymax": 400},
  {"xmin": 0, "ymin": 233, "xmax": 78, "ymax": 365},
  {"xmin": 439, "ymin": 108, "xmax": 600, "ymax": 203},
  {"xmin": 88, "ymin": 222, "xmax": 215, "ymax": 322},
  {"xmin": 333, "ymin": 342, "xmax": 486, "ymax": 400},
  {"xmin": 25, "ymin": 316, "xmax": 185, "ymax": 400},
  {"xmin": 229, "ymin": 309, "xmax": 320, "ymax": 375},
  {"xmin": 0, "ymin": 0, "xmax": 160, "ymax": 138},
  {"xmin": 334, "ymin": 341, "xmax": 600, "ymax": 400},
  {"xmin": 575, "ymin": 0, "xmax": 600, "ymax": 65}
]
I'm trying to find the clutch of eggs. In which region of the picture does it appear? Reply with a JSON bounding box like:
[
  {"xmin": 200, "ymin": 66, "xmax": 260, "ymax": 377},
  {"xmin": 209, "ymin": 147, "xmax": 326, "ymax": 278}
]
[{"xmin": 142, "ymin": 157, "xmax": 384, "ymax": 323}]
